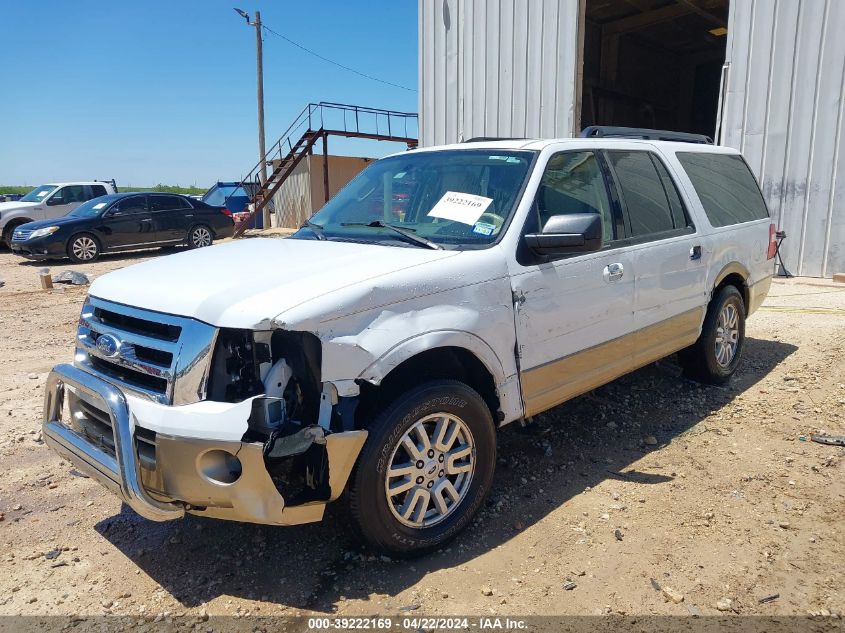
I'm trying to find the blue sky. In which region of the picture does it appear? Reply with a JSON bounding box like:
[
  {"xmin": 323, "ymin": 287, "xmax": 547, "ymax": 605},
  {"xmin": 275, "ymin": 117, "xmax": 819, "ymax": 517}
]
[{"xmin": 0, "ymin": 1, "xmax": 418, "ymax": 188}]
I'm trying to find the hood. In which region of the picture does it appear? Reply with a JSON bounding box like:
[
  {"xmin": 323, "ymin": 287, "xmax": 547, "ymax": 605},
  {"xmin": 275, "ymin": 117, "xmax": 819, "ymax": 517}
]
[
  {"xmin": 0, "ymin": 200, "xmax": 38, "ymax": 215},
  {"xmin": 17, "ymin": 215, "xmax": 84, "ymax": 230},
  {"xmin": 90, "ymin": 238, "xmax": 461, "ymax": 328}
]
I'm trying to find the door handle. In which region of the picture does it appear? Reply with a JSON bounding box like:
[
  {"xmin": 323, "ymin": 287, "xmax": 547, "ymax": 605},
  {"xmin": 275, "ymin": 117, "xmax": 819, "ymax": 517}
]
[
  {"xmin": 690, "ymin": 245, "xmax": 702, "ymax": 260},
  {"xmin": 140, "ymin": 218, "xmax": 152, "ymax": 222},
  {"xmin": 603, "ymin": 262, "xmax": 624, "ymax": 282}
]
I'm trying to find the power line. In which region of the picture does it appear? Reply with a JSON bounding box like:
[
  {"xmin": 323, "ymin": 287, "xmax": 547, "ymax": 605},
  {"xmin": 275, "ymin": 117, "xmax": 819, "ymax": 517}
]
[{"xmin": 260, "ymin": 24, "xmax": 417, "ymax": 93}]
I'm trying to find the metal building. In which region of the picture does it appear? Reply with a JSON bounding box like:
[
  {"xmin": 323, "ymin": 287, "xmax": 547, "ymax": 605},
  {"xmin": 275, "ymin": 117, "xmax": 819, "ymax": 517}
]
[{"xmin": 419, "ymin": 0, "xmax": 845, "ymax": 277}]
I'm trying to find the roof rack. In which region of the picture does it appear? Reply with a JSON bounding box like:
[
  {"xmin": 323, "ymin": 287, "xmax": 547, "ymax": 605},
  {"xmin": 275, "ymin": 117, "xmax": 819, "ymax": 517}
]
[
  {"xmin": 580, "ymin": 126, "xmax": 713, "ymax": 144},
  {"xmin": 463, "ymin": 136, "xmax": 529, "ymax": 143}
]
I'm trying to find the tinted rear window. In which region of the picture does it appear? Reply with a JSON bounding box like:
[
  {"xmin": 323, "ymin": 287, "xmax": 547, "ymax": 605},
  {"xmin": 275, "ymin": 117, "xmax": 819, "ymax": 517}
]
[
  {"xmin": 677, "ymin": 152, "xmax": 769, "ymax": 227},
  {"xmin": 607, "ymin": 151, "xmax": 676, "ymax": 237},
  {"xmin": 150, "ymin": 195, "xmax": 191, "ymax": 211}
]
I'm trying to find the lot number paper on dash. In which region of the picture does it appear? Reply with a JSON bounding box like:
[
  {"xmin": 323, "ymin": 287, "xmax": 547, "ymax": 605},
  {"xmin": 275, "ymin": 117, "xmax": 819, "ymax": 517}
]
[{"xmin": 428, "ymin": 191, "xmax": 493, "ymax": 225}]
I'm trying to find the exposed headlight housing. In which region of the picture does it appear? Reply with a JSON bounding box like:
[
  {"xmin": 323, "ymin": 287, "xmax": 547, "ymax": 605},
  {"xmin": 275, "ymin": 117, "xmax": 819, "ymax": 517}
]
[{"xmin": 29, "ymin": 226, "xmax": 60, "ymax": 239}]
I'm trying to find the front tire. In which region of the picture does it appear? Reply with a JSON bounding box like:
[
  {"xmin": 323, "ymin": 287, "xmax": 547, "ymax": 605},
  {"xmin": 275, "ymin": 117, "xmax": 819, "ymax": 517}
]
[
  {"xmin": 2, "ymin": 220, "xmax": 28, "ymax": 249},
  {"xmin": 67, "ymin": 233, "xmax": 100, "ymax": 263},
  {"xmin": 187, "ymin": 224, "xmax": 213, "ymax": 249},
  {"xmin": 679, "ymin": 284, "xmax": 746, "ymax": 384},
  {"xmin": 348, "ymin": 380, "xmax": 496, "ymax": 557}
]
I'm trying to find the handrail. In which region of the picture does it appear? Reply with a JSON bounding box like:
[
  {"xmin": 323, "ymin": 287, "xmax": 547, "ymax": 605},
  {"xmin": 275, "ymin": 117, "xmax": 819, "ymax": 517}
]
[
  {"xmin": 225, "ymin": 102, "xmax": 419, "ymax": 225},
  {"xmin": 224, "ymin": 101, "xmax": 419, "ymax": 210}
]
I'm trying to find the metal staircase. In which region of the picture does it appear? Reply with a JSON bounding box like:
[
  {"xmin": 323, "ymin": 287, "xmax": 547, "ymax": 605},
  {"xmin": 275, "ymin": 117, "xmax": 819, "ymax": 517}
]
[{"xmin": 229, "ymin": 102, "xmax": 418, "ymax": 236}]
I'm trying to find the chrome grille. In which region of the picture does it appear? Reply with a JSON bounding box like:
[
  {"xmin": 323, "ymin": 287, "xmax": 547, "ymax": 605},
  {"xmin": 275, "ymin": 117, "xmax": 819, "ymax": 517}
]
[
  {"xmin": 75, "ymin": 296, "xmax": 218, "ymax": 405},
  {"xmin": 12, "ymin": 228, "xmax": 33, "ymax": 241}
]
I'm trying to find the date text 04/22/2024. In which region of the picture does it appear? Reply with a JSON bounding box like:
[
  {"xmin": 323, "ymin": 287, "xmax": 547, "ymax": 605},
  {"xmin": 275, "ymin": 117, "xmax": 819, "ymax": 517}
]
[{"xmin": 307, "ymin": 617, "xmax": 528, "ymax": 630}]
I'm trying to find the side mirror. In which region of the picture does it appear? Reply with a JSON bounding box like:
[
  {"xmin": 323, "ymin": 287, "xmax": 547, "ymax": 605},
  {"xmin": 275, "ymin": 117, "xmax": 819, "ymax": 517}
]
[
  {"xmin": 46, "ymin": 196, "xmax": 65, "ymax": 206},
  {"xmin": 524, "ymin": 213, "xmax": 603, "ymax": 256}
]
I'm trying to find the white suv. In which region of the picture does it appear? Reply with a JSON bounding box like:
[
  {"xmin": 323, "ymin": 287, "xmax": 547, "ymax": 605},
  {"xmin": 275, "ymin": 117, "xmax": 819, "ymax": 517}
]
[
  {"xmin": 0, "ymin": 181, "xmax": 117, "ymax": 247},
  {"xmin": 41, "ymin": 132, "xmax": 774, "ymax": 555}
]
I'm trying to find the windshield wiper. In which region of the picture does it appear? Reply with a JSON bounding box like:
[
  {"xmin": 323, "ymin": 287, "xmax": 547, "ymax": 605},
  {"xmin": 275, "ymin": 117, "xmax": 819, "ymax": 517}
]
[
  {"xmin": 340, "ymin": 220, "xmax": 443, "ymax": 250},
  {"xmin": 302, "ymin": 220, "xmax": 326, "ymax": 240}
]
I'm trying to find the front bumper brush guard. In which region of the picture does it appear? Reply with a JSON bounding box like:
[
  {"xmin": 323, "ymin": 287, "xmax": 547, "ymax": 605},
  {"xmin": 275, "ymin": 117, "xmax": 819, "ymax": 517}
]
[{"xmin": 42, "ymin": 363, "xmax": 184, "ymax": 522}]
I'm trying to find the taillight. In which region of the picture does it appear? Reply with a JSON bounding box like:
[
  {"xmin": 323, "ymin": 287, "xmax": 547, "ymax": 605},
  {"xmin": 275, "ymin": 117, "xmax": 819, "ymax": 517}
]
[
  {"xmin": 221, "ymin": 208, "xmax": 233, "ymax": 217},
  {"xmin": 767, "ymin": 223, "xmax": 777, "ymax": 259}
]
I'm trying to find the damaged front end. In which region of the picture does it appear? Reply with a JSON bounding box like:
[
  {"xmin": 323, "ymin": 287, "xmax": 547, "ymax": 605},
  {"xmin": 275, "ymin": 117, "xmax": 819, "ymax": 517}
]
[{"xmin": 42, "ymin": 298, "xmax": 367, "ymax": 525}]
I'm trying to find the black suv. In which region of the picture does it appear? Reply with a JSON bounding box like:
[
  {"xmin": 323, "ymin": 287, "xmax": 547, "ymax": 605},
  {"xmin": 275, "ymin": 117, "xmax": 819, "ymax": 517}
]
[{"xmin": 11, "ymin": 193, "xmax": 236, "ymax": 262}]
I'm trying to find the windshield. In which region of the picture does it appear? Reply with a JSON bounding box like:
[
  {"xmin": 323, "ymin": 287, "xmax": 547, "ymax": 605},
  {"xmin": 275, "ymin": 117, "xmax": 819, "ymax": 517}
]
[
  {"xmin": 20, "ymin": 185, "xmax": 58, "ymax": 203},
  {"xmin": 68, "ymin": 196, "xmax": 117, "ymax": 218},
  {"xmin": 202, "ymin": 185, "xmax": 248, "ymax": 207},
  {"xmin": 293, "ymin": 149, "xmax": 535, "ymax": 249}
]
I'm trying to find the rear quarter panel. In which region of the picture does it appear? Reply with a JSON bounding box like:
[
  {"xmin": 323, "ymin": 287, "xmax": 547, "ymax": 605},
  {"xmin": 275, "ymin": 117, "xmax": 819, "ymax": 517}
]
[{"xmin": 658, "ymin": 145, "xmax": 774, "ymax": 317}]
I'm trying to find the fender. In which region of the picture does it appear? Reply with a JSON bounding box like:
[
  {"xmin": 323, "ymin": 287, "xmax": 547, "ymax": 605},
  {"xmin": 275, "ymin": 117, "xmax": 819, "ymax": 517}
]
[
  {"xmin": 356, "ymin": 329, "xmax": 524, "ymax": 425},
  {"xmin": 1, "ymin": 216, "xmax": 35, "ymax": 232},
  {"xmin": 711, "ymin": 261, "xmax": 751, "ymax": 310},
  {"xmin": 713, "ymin": 261, "xmax": 750, "ymax": 288}
]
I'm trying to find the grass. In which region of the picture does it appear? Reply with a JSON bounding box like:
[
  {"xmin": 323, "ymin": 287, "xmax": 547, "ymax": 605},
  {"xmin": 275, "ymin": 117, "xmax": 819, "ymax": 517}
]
[{"xmin": 0, "ymin": 183, "xmax": 207, "ymax": 196}]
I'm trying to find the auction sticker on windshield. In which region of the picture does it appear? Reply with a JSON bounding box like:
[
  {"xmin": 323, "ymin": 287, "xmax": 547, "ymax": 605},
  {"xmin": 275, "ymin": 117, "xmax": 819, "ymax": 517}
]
[{"xmin": 428, "ymin": 191, "xmax": 493, "ymax": 225}]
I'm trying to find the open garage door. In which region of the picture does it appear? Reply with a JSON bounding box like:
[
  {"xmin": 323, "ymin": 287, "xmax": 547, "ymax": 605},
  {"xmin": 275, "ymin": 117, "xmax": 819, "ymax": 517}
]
[{"xmin": 579, "ymin": 0, "xmax": 729, "ymax": 139}]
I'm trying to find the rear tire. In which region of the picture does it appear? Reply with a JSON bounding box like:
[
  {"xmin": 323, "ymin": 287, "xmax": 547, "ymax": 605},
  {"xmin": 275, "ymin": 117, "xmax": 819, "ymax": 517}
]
[
  {"xmin": 187, "ymin": 224, "xmax": 213, "ymax": 249},
  {"xmin": 679, "ymin": 284, "xmax": 746, "ymax": 384},
  {"xmin": 67, "ymin": 233, "xmax": 101, "ymax": 263},
  {"xmin": 347, "ymin": 380, "xmax": 496, "ymax": 557}
]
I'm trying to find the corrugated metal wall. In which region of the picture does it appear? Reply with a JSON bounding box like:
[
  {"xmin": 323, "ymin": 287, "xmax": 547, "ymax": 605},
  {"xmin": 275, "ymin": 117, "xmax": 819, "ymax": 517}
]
[
  {"xmin": 419, "ymin": 0, "xmax": 582, "ymax": 147},
  {"xmin": 420, "ymin": 0, "xmax": 845, "ymax": 277},
  {"xmin": 721, "ymin": 0, "xmax": 845, "ymax": 277}
]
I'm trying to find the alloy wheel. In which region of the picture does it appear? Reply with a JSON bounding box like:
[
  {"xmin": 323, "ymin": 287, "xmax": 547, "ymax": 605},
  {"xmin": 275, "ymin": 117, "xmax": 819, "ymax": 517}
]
[
  {"xmin": 191, "ymin": 226, "xmax": 212, "ymax": 248},
  {"xmin": 714, "ymin": 302, "xmax": 739, "ymax": 367},
  {"xmin": 72, "ymin": 236, "xmax": 98, "ymax": 261},
  {"xmin": 385, "ymin": 413, "xmax": 475, "ymax": 528}
]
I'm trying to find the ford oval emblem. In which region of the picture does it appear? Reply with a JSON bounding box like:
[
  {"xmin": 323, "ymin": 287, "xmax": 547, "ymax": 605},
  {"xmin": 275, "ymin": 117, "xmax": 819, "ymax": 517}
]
[{"xmin": 96, "ymin": 334, "xmax": 121, "ymax": 358}]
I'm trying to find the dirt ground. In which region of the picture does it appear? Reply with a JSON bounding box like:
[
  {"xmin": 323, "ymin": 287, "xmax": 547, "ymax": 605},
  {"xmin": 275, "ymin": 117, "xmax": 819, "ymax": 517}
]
[{"xmin": 0, "ymin": 246, "xmax": 842, "ymax": 624}]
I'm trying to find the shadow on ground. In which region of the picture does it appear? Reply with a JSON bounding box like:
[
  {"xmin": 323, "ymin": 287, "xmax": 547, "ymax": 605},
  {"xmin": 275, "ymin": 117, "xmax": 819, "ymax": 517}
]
[{"xmin": 95, "ymin": 336, "xmax": 797, "ymax": 612}]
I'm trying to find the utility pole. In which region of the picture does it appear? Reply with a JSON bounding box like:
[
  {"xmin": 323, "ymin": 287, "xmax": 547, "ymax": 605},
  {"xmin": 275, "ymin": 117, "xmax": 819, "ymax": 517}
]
[{"xmin": 234, "ymin": 8, "xmax": 270, "ymax": 228}]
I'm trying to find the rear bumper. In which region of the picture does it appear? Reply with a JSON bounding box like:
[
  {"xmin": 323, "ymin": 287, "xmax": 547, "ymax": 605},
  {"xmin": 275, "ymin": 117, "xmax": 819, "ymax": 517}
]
[
  {"xmin": 747, "ymin": 274, "xmax": 773, "ymax": 316},
  {"xmin": 215, "ymin": 222, "xmax": 236, "ymax": 239},
  {"xmin": 43, "ymin": 364, "xmax": 367, "ymax": 525}
]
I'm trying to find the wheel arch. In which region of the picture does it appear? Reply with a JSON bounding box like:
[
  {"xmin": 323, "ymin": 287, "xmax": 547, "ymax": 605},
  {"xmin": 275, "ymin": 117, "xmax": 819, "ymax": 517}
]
[
  {"xmin": 354, "ymin": 335, "xmax": 520, "ymax": 429},
  {"xmin": 189, "ymin": 221, "xmax": 214, "ymax": 233},
  {"xmin": 2, "ymin": 217, "xmax": 35, "ymax": 236},
  {"xmin": 712, "ymin": 262, "xmax": 749, "ymax": 312},
  {"xmin": 67, "ymin": 230, "xmax": 101, "ymax": 249}
]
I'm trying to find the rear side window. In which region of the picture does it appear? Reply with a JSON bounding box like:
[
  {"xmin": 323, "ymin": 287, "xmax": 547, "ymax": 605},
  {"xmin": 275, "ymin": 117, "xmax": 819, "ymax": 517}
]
[
  {"xmin": 607, "ymin": 151, "xmax": 680, "ymax": 237},
  {"xmin": 150, "ymin": 195, "xmax": 190, "ymax": 211},
  {"xmin": 59, "ymin": 185, "xmax": 87, "ymax": 203},
  {"xmin": 90, "ymin": 185, "xmax": 107, "ymax": 199},
  {"xmin": 676, "ymin": 152, "xmax": 769, "ymax": 227}
]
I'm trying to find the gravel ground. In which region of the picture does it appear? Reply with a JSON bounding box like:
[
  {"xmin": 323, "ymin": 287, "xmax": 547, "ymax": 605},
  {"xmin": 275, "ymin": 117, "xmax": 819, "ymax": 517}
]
[{"xmin": 0, "ymin": 246, "xmax": 842, "ymax": 624}]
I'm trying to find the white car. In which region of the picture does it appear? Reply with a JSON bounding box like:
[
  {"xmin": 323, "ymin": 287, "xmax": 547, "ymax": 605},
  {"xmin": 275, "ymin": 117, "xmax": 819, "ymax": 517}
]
[
  {"xmin": 0, "ymin": 181, "xmax": 117, "ymax": 247},
  {"xmin": 41, "ymin": 130, "xmax": 774, "ymax": 555}
]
